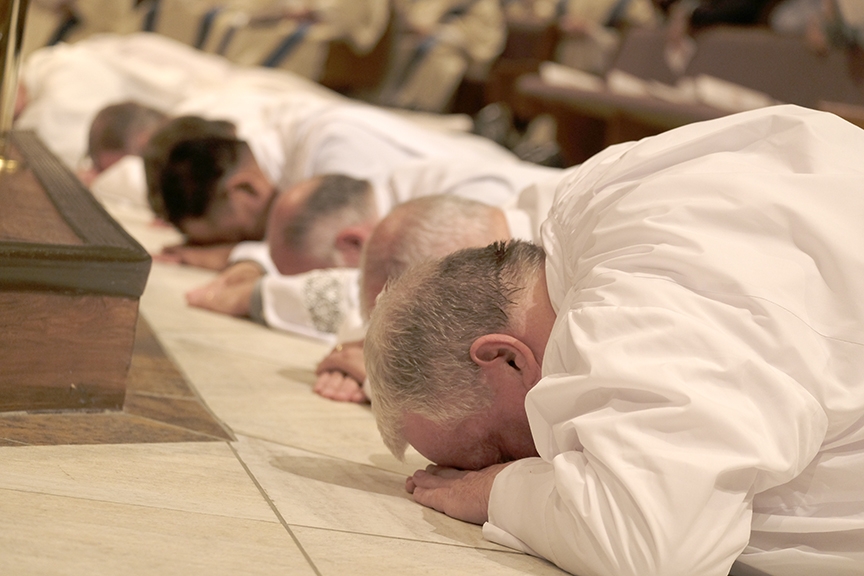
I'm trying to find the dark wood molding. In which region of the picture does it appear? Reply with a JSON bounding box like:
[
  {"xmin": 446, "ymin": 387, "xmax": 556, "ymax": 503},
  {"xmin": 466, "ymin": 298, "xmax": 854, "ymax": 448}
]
[
  {"xmin": 0, "ymin": 131, "xmax": 151, "ymax": 298},
  {"xmin": 1, "ymin": 130, "xmax": 152, "ymax": 413}
]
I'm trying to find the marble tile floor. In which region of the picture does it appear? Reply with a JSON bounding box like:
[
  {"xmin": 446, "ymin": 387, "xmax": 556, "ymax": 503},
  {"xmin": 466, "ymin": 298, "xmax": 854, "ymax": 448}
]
[{"xmin": 0, "ymin": 203, "xmax": 568, "ymax": 575}]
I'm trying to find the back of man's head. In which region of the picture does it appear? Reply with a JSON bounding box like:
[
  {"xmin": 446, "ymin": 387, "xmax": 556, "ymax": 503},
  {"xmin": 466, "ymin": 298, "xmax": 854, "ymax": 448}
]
[
  {"xmin": 269, "ymin": 174, "xmax": 375, "ymax": 274},
  {"xmin": 359, "ymin": 195, "xmax": 509, "ymax": 318},
  {"xmin": 142, "ymin": 115, "xmax": 242, "ymax": 225},
  {"xmin": 88, "ymin": 101, "xmax": 169, "ymax": 172},
  {"xmin": 365, "ymin": 239, "xmax": 546, "ymax": 458}
]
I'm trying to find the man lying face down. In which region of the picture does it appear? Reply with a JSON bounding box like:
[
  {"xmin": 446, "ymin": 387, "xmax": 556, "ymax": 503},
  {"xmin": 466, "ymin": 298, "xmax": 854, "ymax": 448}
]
[
  {"xmin": 363, "ymin": 105, "xmax": 864, "ymax": 576},
  {"xmin": 307, "ymin": 160, "xmax": 562, "ymax": 400},
  {"xmin": 367, "ymin": 240, "xmax": 552, "ymax": 470},
  {"xmin": 85, "ymin": 101, "xmax": 170, "ymax": 180},
  {"xmin": 184, "ymin": 152, "xmax": 559, "ymax": 329},
  {"xmin": 265, "ymin": 172, "xmax": 381, "ymax": 276},
  {"xmin": 177, "ymin": 165, "xmax": 376, "ymax": 318},
  {"xmin": 312, "ymin": 194, "xmax": 516, "ymax": 403},
  {"xmin": 143, "ymin": 115, "xmax": 276, "ymax": 246},
  {"xmin": 182, "ymin": 169, "xmax": 377, "ymax": 330},
  {"xmin": 144, "ymin": 114, "xmax": 369, "ymax": 251},
  {"xmin": 142, "ymin": 113, "xmax": 379, "ymax": 271}
]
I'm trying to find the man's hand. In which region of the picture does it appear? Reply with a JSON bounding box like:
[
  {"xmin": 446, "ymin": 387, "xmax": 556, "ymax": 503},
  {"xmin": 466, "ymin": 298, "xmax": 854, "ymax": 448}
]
[
  {"xmin": 313, "ymin": 371, "xmax": 367, "ymax": 403},
  {"xmin": 314, "ymin": 340, "xmax": 368, "ymax": 403},
  {"xmin": 155, "ymin": 243, "xmax": 238, "ymax": 270},
  {"xmin": 316, "ymin": 340, "xmax": 366, "ymax": 382},
  {"xmin": 185, "ymin": 261, "xmax": 264, "ymax": 317},
  {"xmin": 406, "ymin": 462, "xmax": 513, "ymax": 525}
]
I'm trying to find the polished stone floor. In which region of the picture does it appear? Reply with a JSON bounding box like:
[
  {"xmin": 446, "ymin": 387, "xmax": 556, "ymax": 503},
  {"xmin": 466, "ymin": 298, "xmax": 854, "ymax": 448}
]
[{"xmin": 0, "ymin": 202, "xmax": 567, "ymax": 575}]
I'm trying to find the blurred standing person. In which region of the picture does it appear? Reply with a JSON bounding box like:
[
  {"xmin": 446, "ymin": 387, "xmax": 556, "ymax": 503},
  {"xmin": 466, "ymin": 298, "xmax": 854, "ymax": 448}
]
[
  {"xmin": 555, "ymin": 0, "xmax": 660, "ymax": 75},
  {"xmin": 804, "ymin": 0, "xmax": 864, "ymax": 52},
  {"xmin": 199, "ymin": 0, "xmax": 390, "ymax": 81},
  {"xmin": 22, "ymin": 0, "xmax": 143, "ymax": 57},
  {"xmin": 138, "ymin": 0, "xmax": 270, "ymax": 49},
  {"xmin": 658, "ymin": 0, "xmax": 783, "ymax": 71},
  {"xmin": 797, "ymin": 0, "xmax": 864, "ymax": 89},
  {"xmin": 375, "ymin": 0, "xmax": 506, "ymax": 112},
  {"xmin": 500, "ymin": 0, "xmax": 559, "ymax": 25}
]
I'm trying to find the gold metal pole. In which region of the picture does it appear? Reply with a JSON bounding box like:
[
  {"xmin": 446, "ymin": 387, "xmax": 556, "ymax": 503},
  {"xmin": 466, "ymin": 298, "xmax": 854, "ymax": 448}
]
[{"xmin": 0, "ymin": 0, "xmax": 31, "ymax": 173}]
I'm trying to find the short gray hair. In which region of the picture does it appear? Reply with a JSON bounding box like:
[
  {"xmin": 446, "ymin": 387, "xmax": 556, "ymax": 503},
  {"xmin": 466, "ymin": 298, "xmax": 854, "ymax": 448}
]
[
  {"xmin": 279, "ymin": 174, "xmax": 374, "ymax": 265},
  {"xmin": 359, "ymin": 194, "xmax": 506, "ymax": 318},
  {"xmin": 365, "ymin": 239, "xmax": 546, "ymax": 459}
]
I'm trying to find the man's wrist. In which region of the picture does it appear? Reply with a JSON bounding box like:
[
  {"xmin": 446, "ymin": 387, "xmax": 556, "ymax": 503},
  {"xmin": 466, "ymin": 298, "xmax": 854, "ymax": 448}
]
[{"xmin": 248, "ymin": 277, "xmax": 267, "ymax": 325}]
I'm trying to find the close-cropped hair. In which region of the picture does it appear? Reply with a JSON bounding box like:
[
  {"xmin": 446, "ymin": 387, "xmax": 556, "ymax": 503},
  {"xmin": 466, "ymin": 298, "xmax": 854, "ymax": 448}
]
[
  {"xmin": 359, "ymin": 194, "xmax": 503, "ymax": 318},
  {"xmin": 87, "ymin": 101, "xmax": 168, "ymax": 168},
  {"xmin": 142, "ymin": 115, "xmax": 238, "ymax": 221},
  {"xmin": 279, "ymin": 174, "xmax": 373, "ymax": 255},
  {"xmin": 365, "ymin": 239, "xmax": 546, "ymax": 458}
]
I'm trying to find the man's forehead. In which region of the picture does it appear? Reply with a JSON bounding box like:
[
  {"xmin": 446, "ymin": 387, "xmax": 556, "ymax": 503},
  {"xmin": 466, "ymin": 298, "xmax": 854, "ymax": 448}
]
[{"xmin": 402, "ymin": 411, "xmax": 499, "ymax": 469}]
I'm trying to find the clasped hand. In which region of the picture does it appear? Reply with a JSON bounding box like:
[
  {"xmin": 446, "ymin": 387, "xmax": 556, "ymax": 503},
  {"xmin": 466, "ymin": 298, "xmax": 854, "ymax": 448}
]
[
  {"xmin": 406, "ymin": 462, "xmax": 513, "ymax": 525},
  {"xmin": 314, "ymin": 340, "xmax": 368, "ymax": 403},
  {"xmin": 185, "ymin": 261, "xmax": 264, "ymax": 317}
]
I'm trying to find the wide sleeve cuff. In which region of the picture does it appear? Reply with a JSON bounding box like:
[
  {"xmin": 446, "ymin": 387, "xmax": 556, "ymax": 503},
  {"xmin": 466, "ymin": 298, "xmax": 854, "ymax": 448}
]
[
  {"xmin": 258, "ymin": 268, "xmax": 361, "ymax": 343},
  {"xmin": 486, "ymin": 457, "xmax": 556, "ymax": 556},
  {"xmin": 228, "ymin": 241, "xmax": 279, "ymax": 275}
]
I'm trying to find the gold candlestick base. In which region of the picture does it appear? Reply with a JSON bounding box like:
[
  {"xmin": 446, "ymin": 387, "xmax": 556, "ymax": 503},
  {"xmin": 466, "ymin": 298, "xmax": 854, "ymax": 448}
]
[
  {"xmin": 0, "ymin": 157, "xmax": 21, "ymax": 174},
  {"xmin": 0, "ymin": 134, "xmax": 23, "ymax": 174}
]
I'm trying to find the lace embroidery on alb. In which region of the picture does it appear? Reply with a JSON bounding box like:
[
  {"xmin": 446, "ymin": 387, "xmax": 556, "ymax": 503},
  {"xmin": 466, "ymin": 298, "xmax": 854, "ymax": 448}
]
[{"xmin": 303, "ymin": 272, "xmax": 343, "ymax": 334}]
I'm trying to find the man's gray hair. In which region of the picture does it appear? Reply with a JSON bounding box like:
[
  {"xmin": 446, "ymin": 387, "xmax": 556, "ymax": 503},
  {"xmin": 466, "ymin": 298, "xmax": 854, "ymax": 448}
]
[
  {"xmin": 365, "ymin": 239, "xmax": 546, "ymax": 459},
  {"xmin": 359, "ymin": 194, "xmax": 505, "ymax": 318},
  {"xmin": 280, "ymin": 174, "xmax": 374, "ymax": 265}
]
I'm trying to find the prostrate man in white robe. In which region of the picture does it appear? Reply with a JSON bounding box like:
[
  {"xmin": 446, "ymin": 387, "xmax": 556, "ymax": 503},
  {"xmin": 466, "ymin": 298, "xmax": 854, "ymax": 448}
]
[
  {"xmin": 313, "ymin": 193, "xmax": 526, "ymax": 403},
  {"xmin": 181, "ymin": 157, "xmax": 562, "ymax": 342},
  {"xmin": 313, "ymin": 167, "xmax": 562, "ymax": 403},
  {"xmin": 82, "ymin": 101, "xmax": 170, "ymax": 184},
  {"xmin": 183, "ymin": 173, "xmax": 376, "ymax": 343},
  {"xmin": 143, "ymin": 91, "xmax": 519, "ymax": 246},
  {"xmin": 364, "ymin": 105, "xmax": 864, "ymax": 576},
  {"xmin": 15, "ymin": 31, "xmax": 339, "ymax": 172}
]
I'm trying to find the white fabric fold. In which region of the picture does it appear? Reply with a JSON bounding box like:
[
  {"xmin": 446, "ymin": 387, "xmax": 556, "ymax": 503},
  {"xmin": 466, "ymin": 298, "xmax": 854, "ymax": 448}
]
[{"xmin": 486, "ymin": 105, "xmax": 864, "ymax": 576}]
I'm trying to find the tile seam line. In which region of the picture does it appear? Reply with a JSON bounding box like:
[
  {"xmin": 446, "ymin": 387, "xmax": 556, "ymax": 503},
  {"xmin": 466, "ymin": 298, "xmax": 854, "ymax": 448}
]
[
  {"xmin": 234, "ymin": 432, "xmax": 412, "ymax": 478},
  {"xmin": 0, "ymin": 484, "xmax": 282, "ymax": 523},
  {"xmin": 229, "ymin": 441, "xmax": 323, "ymax": 576},
  {"xmin": 119, "ymin": 414, "xmax": 234, "ymax": 441}
]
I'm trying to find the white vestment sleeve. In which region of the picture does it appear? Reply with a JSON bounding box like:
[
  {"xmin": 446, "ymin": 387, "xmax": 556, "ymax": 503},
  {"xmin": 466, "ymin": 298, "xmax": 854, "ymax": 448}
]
[
  {"xmin": 228, "ymin": 241, "xmax": 279, "ymax": 276},
  {"xmin": 482, "ymin": 520, "xmax": 541, "ymax": 557},
  {"xmin": 486, "ymin": 105, "xmax": 864, "ymax": 576},
  {"xmin": 488, "ymin": 298, "xmax": 827, "ymax": 576},
  {"xmin": 257, "ymin": 268, "xmax": 361, "ymax": 344},
  {"xmin": 16, "ymin": 42, "xmax": 128, "ymax": 169}
]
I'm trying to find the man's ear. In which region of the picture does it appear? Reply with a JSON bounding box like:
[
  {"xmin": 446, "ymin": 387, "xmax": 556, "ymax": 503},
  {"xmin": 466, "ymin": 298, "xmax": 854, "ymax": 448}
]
[
  {"xmin": 469, "ymin": 334, "xmax": 541, "ymax": 392},
  {"xmin": 334, "ymin": 226, "xmax": 370, "ymax": 267}
]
